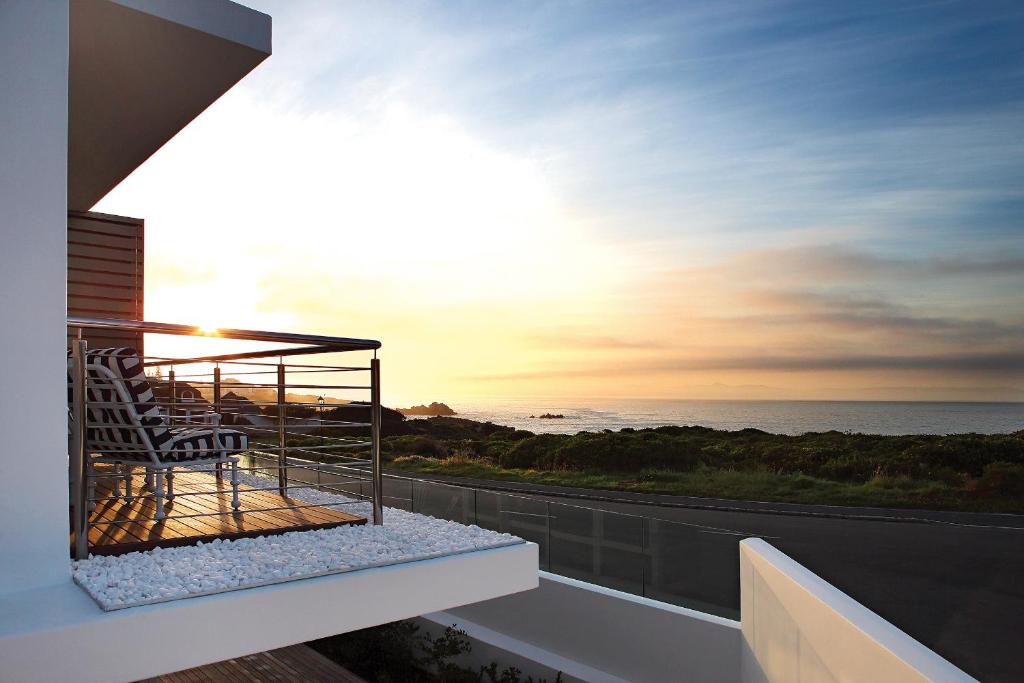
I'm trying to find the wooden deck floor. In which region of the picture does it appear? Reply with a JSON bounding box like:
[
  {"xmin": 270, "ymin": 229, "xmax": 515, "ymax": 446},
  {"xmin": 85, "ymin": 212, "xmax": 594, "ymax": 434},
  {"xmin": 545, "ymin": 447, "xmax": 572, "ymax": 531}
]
[
  {"xmin": 138, "ymin": 644, "xmax": 367, "ymax": 683},
  {"xmin": 80, "ymin": 465, "xmax": 365, "ymax": 556}
]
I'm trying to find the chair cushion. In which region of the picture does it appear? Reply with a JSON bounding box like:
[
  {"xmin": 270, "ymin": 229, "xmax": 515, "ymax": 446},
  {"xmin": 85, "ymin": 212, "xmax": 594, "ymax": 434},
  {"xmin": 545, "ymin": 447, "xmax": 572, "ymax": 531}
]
[
  {"xmin": 68, "ymin": 347, "xmax": 175, "ymax": 454},
  {"xmin": 162, "ymin": 427, "xmax": 249, "ymax": 463},
  {"xmin": 68, "ymin": 347, "xmax": 248, "ymax": 463}
]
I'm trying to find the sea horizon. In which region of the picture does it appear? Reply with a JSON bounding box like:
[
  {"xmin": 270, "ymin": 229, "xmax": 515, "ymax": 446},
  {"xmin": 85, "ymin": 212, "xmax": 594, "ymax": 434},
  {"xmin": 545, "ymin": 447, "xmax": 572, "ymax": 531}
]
[{"xmin": 419, "ymin": 397, "xmax": 1024, "ymax": 436}]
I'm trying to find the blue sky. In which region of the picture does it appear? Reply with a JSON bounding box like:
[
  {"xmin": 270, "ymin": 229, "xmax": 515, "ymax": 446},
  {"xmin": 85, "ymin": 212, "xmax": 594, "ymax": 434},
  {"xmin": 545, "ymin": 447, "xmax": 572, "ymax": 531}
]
[
  {"xmin": 256, "ymin": 0, "xmax": 1024, "ymax": 246},
  {"xmin": 100, "ymin": 1, "xmax": 1024, "ymax": 401}
]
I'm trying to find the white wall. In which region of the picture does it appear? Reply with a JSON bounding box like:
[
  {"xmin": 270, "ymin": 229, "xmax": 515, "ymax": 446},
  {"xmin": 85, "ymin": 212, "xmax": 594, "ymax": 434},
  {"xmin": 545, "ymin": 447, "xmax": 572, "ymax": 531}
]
[
  {"xmin": 739, "ymin": 538, "xmax": 976, "ymax": 683},
  {"xmin": 0, "ymin": 543, "xmax": 538, "ymax": 683},
  {"xmin": 0, "ymin": 0, "xmax": 72, "ymax": 595},
  {"xmin": 427, "ymin": 572, "xmax": 742, "ymax": 683}
]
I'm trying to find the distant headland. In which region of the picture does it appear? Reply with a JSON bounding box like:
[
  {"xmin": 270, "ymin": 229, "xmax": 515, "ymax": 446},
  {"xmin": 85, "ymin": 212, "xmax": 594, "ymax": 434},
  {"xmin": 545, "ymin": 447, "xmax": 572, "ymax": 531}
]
[
  {"xmin": 530, "ymin": 413, "xmax": 565, "ymax": 419},
  {"xmin": 398, "ymin": 402, "xmax": 457, "ymax": 416}
]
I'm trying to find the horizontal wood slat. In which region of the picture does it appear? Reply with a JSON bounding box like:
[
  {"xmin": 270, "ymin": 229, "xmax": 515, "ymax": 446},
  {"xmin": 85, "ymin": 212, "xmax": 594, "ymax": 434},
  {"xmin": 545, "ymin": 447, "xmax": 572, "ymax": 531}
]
[
  {"xmin": 68, "ymin": 268, "xmax": 143, "ymax": 289},
  {"xmin": 67, "ymin": 210, "xmax": 144, "ymax": 353},
  {"xmin": 67, "ymin": 296, "xmax": 138, "ymax": 315},
  {"xmin": 68, "ymin": 281, "xmax": 138, "ymax": 298}
]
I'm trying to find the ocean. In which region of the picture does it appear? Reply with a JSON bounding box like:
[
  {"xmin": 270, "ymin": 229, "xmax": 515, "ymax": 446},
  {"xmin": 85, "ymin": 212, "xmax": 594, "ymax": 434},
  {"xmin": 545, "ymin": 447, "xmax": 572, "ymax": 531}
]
[{"xmin": 427, "ymin": 398, "xmax": 1024, "ymax": 436}]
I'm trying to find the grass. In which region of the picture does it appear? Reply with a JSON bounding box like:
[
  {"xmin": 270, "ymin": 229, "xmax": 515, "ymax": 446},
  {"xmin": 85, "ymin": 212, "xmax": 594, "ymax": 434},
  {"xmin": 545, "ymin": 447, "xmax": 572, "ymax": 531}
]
[
  {"xmin": 289, "ymin": 417, "xmax": 1024, "ymax": 513},
  {"xmin": 389, "ymin": 455, "xmax": 1024, "ymax": 514}
]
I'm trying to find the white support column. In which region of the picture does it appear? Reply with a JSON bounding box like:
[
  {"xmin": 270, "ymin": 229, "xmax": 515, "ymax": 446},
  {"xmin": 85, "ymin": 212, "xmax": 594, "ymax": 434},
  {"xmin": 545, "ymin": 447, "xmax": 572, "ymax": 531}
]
[{"xmin": 0, "ymin": 0, "xmax": 72, "ymax": 595}]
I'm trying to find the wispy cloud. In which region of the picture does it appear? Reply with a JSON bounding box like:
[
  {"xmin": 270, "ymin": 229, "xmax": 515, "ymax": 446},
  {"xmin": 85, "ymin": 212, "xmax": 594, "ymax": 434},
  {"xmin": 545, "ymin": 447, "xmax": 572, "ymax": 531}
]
[
  {"xmin": 97, "ymin": 1, "xmax": 1024, "ymax": 403},
  {"xmin": 523, "ymin": 331, "xmax": 664, "ymax": 351},
  {"xmin": 469, "ymin": 351, "xmax": 1024, "ymax": 381}
]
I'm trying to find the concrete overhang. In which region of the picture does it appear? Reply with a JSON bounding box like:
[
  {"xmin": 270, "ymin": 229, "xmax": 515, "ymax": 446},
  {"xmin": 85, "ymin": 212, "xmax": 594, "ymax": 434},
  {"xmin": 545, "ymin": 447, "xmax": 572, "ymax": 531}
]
[
  {"xmin": 0, "ymin": 544, "xmax": 538, "ymax": 682},
  {"xmin": 69, "ymin": 0, "xmax": 271, "ymax": 211}
]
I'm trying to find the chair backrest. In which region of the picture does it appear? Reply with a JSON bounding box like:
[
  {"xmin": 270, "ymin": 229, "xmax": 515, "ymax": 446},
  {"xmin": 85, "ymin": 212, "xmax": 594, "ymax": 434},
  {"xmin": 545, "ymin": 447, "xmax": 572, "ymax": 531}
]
[{"xmin": 68, "ymin": 347, "xmax": 173, "ymax": 462}]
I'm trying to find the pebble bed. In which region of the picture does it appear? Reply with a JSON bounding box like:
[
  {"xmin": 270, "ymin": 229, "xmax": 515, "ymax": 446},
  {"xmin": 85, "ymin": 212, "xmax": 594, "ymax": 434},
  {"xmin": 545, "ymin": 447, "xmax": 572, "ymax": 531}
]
[{"xmin": 72, "ymin": 467, "xmax": 523, "ymax": 611}]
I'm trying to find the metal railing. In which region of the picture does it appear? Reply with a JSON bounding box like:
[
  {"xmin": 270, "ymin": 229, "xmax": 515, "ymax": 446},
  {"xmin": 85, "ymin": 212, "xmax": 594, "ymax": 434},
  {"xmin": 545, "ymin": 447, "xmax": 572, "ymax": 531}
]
[
  {"xmin": 67, "ymin": 316, "xmax": 383, "ymax": 560},
  {"xmin": 243, "ymin": 451, "xmax": 751, "ymax": 619},
  {"xmin": 66, "ymin": 317, "xmax": 755, "ymax": 618}
]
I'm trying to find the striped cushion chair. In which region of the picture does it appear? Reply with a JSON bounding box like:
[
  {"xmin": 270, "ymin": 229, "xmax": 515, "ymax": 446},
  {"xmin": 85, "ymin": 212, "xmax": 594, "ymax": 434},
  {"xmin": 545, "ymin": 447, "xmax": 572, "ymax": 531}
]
[{"xmin": 71, "ymin": 347, "xmax": 247, "ymax": 520}]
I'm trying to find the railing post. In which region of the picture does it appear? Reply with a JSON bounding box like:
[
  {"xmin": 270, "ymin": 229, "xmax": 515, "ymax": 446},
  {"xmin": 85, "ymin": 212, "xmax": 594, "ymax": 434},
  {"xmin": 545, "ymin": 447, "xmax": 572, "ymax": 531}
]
[
  {"xmin": 71, "ymin": 338, "xmax": 89, "ymax": 560},
  {"xmin": 371, "ymin": 357, "xmax": 383, "ymax": 525},
  {"xmin": 545, "ymin": 500, "xmax": 552, "ymax": 571},
  {"xmin": 277, "ymin": 362, "xmax": 287, "ymax": 496},
  {"xmin": 213, "ymin": 365, "xmax": 222, "ymax": 415},
  {"xmin": 641, "ymin": 515, "xmax": 648, "ymax": 598},
  {"xmin": 167, "ymin": 368, "xmax": 176, "ymax": 420},
  {"xmin": 213, "ymin": 365, "xmax": 223, "ymax": 479}
]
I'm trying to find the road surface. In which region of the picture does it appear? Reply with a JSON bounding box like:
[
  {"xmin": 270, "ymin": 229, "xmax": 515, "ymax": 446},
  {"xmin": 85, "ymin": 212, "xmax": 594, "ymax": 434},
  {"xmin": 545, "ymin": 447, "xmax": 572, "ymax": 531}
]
[{"xmin": 400, "ymin": 473, "xmax": 1024, "ymax": 682}]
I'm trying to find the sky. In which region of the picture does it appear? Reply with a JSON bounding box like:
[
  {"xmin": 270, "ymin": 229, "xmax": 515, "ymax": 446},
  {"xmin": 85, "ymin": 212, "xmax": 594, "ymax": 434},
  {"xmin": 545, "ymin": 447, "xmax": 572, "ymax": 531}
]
[{"xmin": 95, "ymin": 0, "xmax": 1024, "ymax": 406}]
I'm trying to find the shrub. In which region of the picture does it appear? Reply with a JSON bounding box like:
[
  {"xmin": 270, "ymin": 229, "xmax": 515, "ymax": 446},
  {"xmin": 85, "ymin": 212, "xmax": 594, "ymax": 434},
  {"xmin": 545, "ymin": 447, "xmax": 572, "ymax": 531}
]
[
  {"xmin": 409, "ymin": 437, "xmax": 449, "ymax": 458},
  {"xmin": 976, "ymin": 462, "xmax": 1024, "ymax": 498},
  {"xmin": 393, "ymin": 455, "xmax": 436, "ymax": 466},
  {"xmin": 499, "ymin": 434, "xmax": 567, "ymax": 469},
  {"xmin": 443, "ymin": 447, "xmax": 480, "ymax": 466}
]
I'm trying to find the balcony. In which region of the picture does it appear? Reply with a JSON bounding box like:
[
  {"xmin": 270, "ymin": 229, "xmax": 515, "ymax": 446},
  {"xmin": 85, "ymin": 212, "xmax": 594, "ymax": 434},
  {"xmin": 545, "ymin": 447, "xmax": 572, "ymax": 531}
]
[
  {"xmin": 59, "ymin": 317, "xmax": 536, "ymax": 619},
  {"xmin": 67, "ymin": 318, "xmax": 385, "ymax": 563}
]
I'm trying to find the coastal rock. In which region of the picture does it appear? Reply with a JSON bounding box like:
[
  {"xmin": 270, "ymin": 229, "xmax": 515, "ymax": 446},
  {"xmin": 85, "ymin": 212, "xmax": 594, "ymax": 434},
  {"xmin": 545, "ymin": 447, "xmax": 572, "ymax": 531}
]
[{"xmin": 399, "ymin": 402, "xmax": 457, "ymax": 416}]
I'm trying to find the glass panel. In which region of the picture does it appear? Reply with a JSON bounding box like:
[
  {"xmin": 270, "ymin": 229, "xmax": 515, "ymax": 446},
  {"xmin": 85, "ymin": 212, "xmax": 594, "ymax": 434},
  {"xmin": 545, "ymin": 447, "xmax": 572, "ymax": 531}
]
[
  {"xmin": 321, "ymin": 476, "xmax": 364, "ymax": 499},
  {"xmin": 548, "ymin": 503, "xmax": 644, "ymax": 595},
  {"xmin": 381, "ymin": 476, "xmax": 412, "ymax": 510},
  {"xmin": 411, "ymin": 481, "xmax": 474, "ymax": 524},
  {"xmin": 645, "ymin": 519, "xmax": 740, "ymax": 619},
  {"xmin": 318, "ymin": 464, "xmax": 373, "ymax": 501},
  {"xmin": 474, "ymin": 490, "xmax": 549, "ymax": 566},
  {"xmin": 282, "ymin": 458, "xmax": 318, "ymax": 486}
]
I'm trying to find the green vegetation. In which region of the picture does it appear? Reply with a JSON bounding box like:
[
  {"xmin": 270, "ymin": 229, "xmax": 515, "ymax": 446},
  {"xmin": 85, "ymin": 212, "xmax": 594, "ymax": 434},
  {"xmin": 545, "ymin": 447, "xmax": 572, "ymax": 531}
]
[{"xmin": 378, "ymin": 418, "xmax": 1024, "ymax": 513}]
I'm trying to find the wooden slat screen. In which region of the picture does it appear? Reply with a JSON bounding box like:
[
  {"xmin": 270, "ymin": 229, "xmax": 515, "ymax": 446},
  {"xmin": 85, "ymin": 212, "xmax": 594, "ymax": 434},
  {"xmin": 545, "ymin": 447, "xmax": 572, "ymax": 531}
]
[{"xmin": 67, "ymin": 210, "xmax": 144, "ymax": 353}]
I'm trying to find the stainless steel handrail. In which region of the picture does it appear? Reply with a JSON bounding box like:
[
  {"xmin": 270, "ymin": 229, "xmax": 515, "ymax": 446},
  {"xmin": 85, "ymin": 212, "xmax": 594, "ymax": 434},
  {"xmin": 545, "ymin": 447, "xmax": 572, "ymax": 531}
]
[
  {"xmin": 67, "ymin": 317, "xmax": 385, "ymax": 560},
  {"xmin": 67, "ymin": 316, "xmax": 381, "ymax": 351}
]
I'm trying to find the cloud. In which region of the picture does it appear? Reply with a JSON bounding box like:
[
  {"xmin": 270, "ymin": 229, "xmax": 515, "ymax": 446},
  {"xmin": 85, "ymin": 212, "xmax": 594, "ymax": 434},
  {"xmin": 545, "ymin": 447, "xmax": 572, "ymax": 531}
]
[
  {"xmin": 98, "ymin": 2, "xmax": 1024, "ymax": 402},
  {"xmin": 468, "ymin": 350, "xmax": 1024, "ymax": 381},
  {"xmin": 523, "ymin": 332, "xmax": 663, "ymax": 350},
  {"xmin": 734, "ymin": 289, "xmax": 1024, "ymax": 346},
  {"xmin": 691, "ymin": 245, "xmax": 1024, "ymax": 284}
]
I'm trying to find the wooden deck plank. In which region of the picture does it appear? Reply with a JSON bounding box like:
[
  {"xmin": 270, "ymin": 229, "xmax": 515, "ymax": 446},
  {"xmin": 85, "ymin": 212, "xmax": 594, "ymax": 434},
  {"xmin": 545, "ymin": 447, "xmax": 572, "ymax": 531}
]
[
  {"xmin": 235, "ymin": 490, "xmax": 345, "ymax": 525},
  {"xmin": 90, "ymin": 480, "xmax": 212, "ymax": 542},
  {"xmin": 78, "ymin": 465, "xmax": 365, "ymax": 557},
  {"xmin": 168, "ymin": 479, "xmax": 312, "ymax": 531},
  {"xmin": 138, "ymin": 645, "xmax": 366, "ymax": 683},
  {"xmin": 275, "ymin": 646, "xmax": 365, "ymax": 683},
  {"xmin": 89, "ymin": 495, "xmax": 188, "ymax": 545},
  {"xmin": 169, "ymin": 478, "xmax": 351, "ymax": 530}
]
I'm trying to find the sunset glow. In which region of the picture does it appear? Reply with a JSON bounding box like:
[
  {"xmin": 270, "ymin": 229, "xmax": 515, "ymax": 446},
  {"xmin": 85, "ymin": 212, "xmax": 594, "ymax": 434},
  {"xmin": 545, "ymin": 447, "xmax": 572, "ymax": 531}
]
[{"xmin": 94, "ymin": 1, "xmax": 1024, "ymax": 407}]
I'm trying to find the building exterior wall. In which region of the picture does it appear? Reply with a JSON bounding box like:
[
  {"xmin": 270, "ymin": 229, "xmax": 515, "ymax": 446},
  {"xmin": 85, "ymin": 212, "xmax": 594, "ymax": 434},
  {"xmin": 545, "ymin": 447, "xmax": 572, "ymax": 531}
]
[
  {"xmin": 0, "ymin": 0, "xmax": 73, "ymax": 595},
  {"xmin": 428, "ymin": 572, "xmax": 742, "ymax": 683}
]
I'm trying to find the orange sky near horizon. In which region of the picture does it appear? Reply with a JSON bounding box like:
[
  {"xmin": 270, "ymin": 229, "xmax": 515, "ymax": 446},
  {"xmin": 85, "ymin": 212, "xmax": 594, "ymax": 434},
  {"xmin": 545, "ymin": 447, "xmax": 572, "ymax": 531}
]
[{"xmin": 93, "ymin": 3, "xmax": 1024, "ymax": 407}]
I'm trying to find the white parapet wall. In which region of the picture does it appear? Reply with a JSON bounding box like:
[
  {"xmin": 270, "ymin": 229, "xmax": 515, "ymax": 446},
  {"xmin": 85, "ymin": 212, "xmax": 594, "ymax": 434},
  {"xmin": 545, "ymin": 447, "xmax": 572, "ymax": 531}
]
[
  {"xmin": 424, "ymin": 571, "xmax": 743, "ymax": 683},
  {"xmin": 739, "ymin": 538, "xmax": 976, "ymax": 683}
]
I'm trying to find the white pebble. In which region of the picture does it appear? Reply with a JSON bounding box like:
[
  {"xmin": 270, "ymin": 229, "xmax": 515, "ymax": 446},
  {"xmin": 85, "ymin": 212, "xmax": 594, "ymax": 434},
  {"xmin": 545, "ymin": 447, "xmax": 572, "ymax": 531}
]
[{"xmin": 72, "ymin": 465, "xmax": 523, "ymax": 611}]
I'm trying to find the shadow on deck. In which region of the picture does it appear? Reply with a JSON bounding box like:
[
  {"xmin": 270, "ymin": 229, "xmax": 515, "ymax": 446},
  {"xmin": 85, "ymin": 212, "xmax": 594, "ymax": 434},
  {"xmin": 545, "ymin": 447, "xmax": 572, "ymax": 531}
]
[{"xmin": 75, "ymin": 465, "xmax": 366, "ymax": 557}]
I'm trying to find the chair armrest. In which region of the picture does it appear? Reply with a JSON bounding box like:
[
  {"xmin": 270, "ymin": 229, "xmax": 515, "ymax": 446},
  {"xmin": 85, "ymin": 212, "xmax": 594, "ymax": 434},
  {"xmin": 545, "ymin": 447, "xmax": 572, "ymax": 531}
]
[{"xmin": 194, "ymin": 411, "xmax": 222, "ymax": 427}]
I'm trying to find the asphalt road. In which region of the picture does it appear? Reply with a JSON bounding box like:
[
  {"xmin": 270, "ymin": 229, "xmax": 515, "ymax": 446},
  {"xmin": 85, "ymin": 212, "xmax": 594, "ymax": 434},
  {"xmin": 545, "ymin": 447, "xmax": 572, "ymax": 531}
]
[{"xmin": 397, "ymin": 473, "xmax": 1023, "ymax": 682}]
